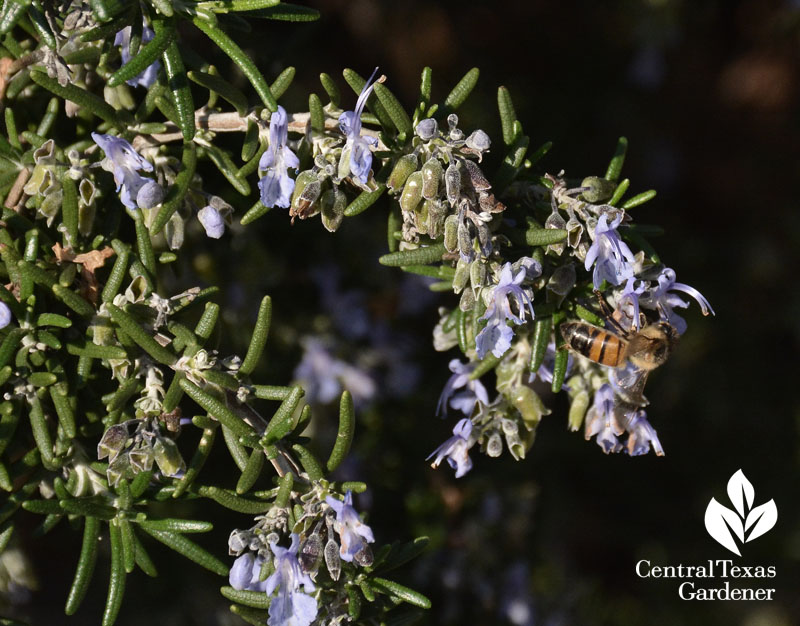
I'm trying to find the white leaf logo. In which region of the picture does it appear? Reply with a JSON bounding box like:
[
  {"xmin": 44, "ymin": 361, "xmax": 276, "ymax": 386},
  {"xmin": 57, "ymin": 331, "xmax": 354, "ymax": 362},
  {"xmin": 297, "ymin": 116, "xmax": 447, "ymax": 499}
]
[{"xmin": 704, "ymin": 469, "xmax": 777, "ymax": 556}]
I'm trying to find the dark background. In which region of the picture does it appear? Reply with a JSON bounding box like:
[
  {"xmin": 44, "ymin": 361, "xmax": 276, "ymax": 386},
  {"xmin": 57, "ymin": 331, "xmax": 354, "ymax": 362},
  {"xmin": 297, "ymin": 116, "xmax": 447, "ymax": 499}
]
[{"xmin": 9, "ymin": 0, "xmax": 800, "ymax": 624}]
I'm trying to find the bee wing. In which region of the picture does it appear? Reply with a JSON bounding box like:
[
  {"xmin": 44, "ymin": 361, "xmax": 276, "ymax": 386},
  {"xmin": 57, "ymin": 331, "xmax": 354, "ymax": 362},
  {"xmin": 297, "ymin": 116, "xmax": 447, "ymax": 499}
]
[{"xmin": 611, "ymin": 361, "xmax": 650, "ymax": 406}]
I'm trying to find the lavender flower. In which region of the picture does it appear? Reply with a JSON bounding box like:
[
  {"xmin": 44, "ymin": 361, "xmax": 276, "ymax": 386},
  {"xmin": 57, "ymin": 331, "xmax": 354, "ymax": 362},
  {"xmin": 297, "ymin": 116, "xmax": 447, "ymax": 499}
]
[
  {"xmin": 584, "ymin": 384, "xmax": 624, "ymax": 454},
  {"xmin": 437, "ymin": 359, "xmax": 490, "ymax": 417},
  {"xmin": 197, "ymin": 205, "xmax": 225, "ymax": 239},
  {"xmin": 0, "ymin": 302, "xmax": 11, "ymax": 329},
  {"xmin": 623, "ymin": 409, "xmax": 664, "ymax": 456},
  {"xmin": 91, "ymin": 133, "xmax": 163, "ymax": 210},
  {"xmin": 325, "ymin": 491, "xmax": 375, "ymax": 563},
  {"xmin": 229, "ymin": 553, "xmax": 268, "ymax": 592},
  {"xmin": 338, "ymin": 68, "xmax": 380, "ymax": 185},
  {"xmin": 114, "ymin": 25, "xmax": 160, "ymax": 88},
  {"xmin": 427, "ymin": 418, "xmax": 475, "ymax": 478},
  {"xmin": 640, "ymin": 267, "xmax": 714, "ymax": 334},
  {"xmin": 294, "ymin": 338, "xmax": 375, "ymax": 406},
  {"xmin": 265, "ymin": 534, "xmax": 317, "ymax": 626},
  {"xmin": 476, "ymin": 263, "xmax": 534, "ymax": 359},
  {"xmin": 259, "ymin": 106, "xmax": 299, "ymax": 209},
  {"xmin": 584, "ymin": 213, "xmax": 635, "ymax": 289},
  {"xmin": 617, "ymin": 277, "xmax": 646, "ymax": 331}
]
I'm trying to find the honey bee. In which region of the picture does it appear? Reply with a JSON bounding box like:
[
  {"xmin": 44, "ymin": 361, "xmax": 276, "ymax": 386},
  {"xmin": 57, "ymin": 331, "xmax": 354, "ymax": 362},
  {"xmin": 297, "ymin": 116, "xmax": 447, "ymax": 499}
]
[{"xmin": 560, "ymin": 302, "xmax": 679, "ymax": 405}]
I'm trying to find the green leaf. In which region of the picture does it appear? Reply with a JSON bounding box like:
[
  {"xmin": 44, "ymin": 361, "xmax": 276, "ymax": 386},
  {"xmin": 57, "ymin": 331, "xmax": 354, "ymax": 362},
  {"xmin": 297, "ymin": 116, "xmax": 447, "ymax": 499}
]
[
  {"xmin": 162, "ymin": 41, "xmax": 195, "ymax": 141},
  {"xmin": 196, "ymin": 485, "xmax": 271, "ymax": 514},
  {"xmin": 179, "ymin": 379, "xmax": 252, "ymax": 437},
  {"xmin": 29, "ymin": 70, "xmax": 122, "ymax": 129},
  {"xmin": 173, "ymin": 421, "xmax": 217, "ymax": 498},
  {"xmin": 378, "ymin": 243, "xmax": 445, "ymax": 267},
  {"xmin": 622, "ymin": 189, "xmax": 657, "ymax": 209},
  {"xmin": 109, "ymin": 19, "xmax": 175, "ymax": 87},
  {"xmin": 52, "ymin": 284, "xmax": 96, "ymax": 317},
  {"xmin": 326, "ymin": 391, "xmax": 354, "ymax": 472},
  {"xmin": 139, "ymin": 526, "xmax": 228, "ymax": 576},
  {"xmin": 309, "ymin": 92, "xmax": 324, "ymax": 133},
  {"xmin": 551, "ymin": 345, "xmax": 569, "ymax": 393},
  {"xmin": 65, "ymin": 516, "xmax": 101, "ymax": 615},
  {"xmin": 270, "ymin": 66, "xmax": 295, "ymax": 99},
  {"xmin": 220, "ymin": 586, "xmax": 270, "ymax": 609},
  {"xmin": 251, "ymin": 385, "xmax": 294, "ymax": 401},
  {"xmin": 262, "ymin": 385, "xmax": 304, "ymax": 444},
  {"xmin": 497, "ymin": 86, "xmax": 518, "ymax": 146},
  {"xmin": 608, "ymin": 177, "xmax": 630, "ymax": 206},
  {"xmin": 209, "ymin": 0, "xmax": 280, "ymax": 10},
  {"xmin": 343, "ymin": 184, "xmax": 386, "ymax": 217},
  {"xmin": 290, "ymin": 443, "xmax": 324, "ymax": 481},
  {"xmin": 192, "ymin": 17, "xmax": 278, "ymax": 111},
  {"xmin": 152, "ymin": 141, "xmax": 196, "ymax": 234},
  {"xmin": 374, "ymin": 82, "xmax": 413, "ymax": 135},
  {"xmin": 243, "ymin": 4, "xmax": 320, "ymax": 21},
  {"xmin": 375, "ymin": 536, "xmax": 430, "ymax": 573},
  {"xmin": 137, "ymin": 518, "xmax": 213, "ymax": 533},
  {"xmin": 604, "ymin": 136, "xmax": 628, "ymax": 182},
  {"xmin": 443, "ymin": 67, "xmax": 479, "ymax": 113},
  {"xmin": 204, "ymin": 143, "xmax": 250, "ymax": 195},
  {"xmin": 319, "ymin": 72, "xmax": 340, "ymax": 107},
  {"xmin": 107, "ymin": 303, "xmax": 177, "ymax": 366},
  {"xmin": 235, "ymin": 449, "xmax": 265, "ymax": 498},
  {"xmin": 370, "ymin": 577, "xmax": 431, "ymax": 609},
  {"xmin": 240, "ymin": 295, "xmax": 272, "ymax": 375},
  {"xmin": 529, "ymin": 316, "xmax": 553, "ymax": 373},
  {"xmin": 134, "ymin": 216, "xmax": 156, "ymax": 277},
  {"xmin": 102, "ymin": 521, "xmax": 126, "ymax": 626},
  {"xmin": 189, "ymin": 70, "xmax": 249, "ymax": 116},
  {"xmin": 525, "ymin": 227, "xmax": 567, "ymax": 247}
]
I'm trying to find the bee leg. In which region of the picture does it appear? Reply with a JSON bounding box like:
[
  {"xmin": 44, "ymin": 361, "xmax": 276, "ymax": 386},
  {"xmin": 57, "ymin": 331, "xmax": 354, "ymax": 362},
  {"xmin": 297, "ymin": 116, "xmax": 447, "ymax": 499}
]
[{"xmin": 593, "ymin": 290, "xmax": 628, "ymax": 335}]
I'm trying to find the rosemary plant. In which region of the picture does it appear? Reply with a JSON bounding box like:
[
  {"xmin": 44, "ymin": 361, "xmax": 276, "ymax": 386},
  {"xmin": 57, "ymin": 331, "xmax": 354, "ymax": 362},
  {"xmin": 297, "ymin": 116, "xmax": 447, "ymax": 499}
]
[{"xmin": 0, "ymin": 1, "xmax": 713, "ymax": 625}]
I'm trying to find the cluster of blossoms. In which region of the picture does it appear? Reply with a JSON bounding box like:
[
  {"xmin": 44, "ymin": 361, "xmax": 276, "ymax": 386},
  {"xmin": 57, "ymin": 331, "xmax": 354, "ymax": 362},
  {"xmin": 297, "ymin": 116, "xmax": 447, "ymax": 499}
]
[
  {"xmin": 428, "ymin": 172, "xmax": 714, "ymax": 475},
  {"xmin": 227, "ymin": 489, "xmax": 374, "ymax": 626}
]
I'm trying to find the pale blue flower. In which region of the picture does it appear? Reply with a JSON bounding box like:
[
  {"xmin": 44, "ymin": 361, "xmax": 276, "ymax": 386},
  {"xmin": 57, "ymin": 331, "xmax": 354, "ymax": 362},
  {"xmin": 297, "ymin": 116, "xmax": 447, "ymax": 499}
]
[
  {"xmin": 325, "ymin": 490, "xmax": 375, "ymax": 563},
  {"xmin": 476, "ymin": 263, "xmax": 534, "ymax": 359},
  {"xmin": 437, "ymin": 359, "xmax": 490, "ymax": 417},
  {"xmin": 114, "ymin": 25, "xmax": 160, "ymax": 88},
  {"xmin": 640, "ymin": 267, "xmax": 714, "ymax": 335},
  {"xmin": 584, "ymin": 384, "xmax": 623, "ymax": 454},
  {"xmin": 0, "ymin": 302, "xmax": 11, "ymax": 329},
  {"xmin": 338, "ymin": 68, "xmax": 380, "ymax": 185},
  {"xmin": 584, "ymin": 214, "xmax": 635, "ymax": 289},
  {"xmin": 623, "ymin": 409, "xmax": 664, "ymax": 456},
  {"xmin": 229, "ymin": 553, "xmax": 268, "ymax": 592},
  {"xmin": 265, "ymin": 534, "xmax": 317, "ymax": 626},
  {"xmin": 91, "ymin": 133, "xmax": 163, "ymax": 209},
  {"xmin": 618, "ymin": 277, "xmax": 646, "ymax": 331},
  {"xmin": 427, "ymin": 418, "xmax": 475, "ymax": 478},
  {"xmin": 197, "ymin": 205, "xmax": 225, "ymax": 239},
  {"xmin": 294, "ymin": 338, "xmax": 375, "ymax": 406},
  {"xmin": 259, "ymin": 106, "xmax": 299, "ymax": 209}
]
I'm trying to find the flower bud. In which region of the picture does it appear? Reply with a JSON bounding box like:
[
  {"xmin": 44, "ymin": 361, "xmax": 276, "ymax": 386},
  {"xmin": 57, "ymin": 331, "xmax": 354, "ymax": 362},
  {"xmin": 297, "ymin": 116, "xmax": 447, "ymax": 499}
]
[
  {"xmin": 290, "ymin": 170, "xmax": 321, "ymax": 218},
  {"xmin": 399, "ymin": 171, "xmax": 423, "ymax": 213},
  {"xmin": 511, "ymin": 386, "xmax": 550, "ymax": 430},
  {"xmin": 413, "ymin": 199, "xmax": 429, "ymax": 235},
  {"xmin": 98, "ymin": 423, "xmax": 130, "ymax": 460},
  {"xmin": 465, "ymin": 129, "xmax": 491, "ymax": 153},
  {"xmin": 469, "ymin": 258, "xmax": 486, "ymax": 290},
  {"xmin": 153, "ymin": 436, "xmax": 185, "ymax": 477},
  {"xmin": 486, "ymin": 432, "xmax": 503, "ymax": 457},
  {"xmin": 421, "ymin": 157, "xmax": 442, "ymax": 200},
  {"xmin": 324, "ymin": 537, "xmax": 341, "ymax": 581},
  {"xmin": 443, "ymin": 214, "xmax": 458, "ymax": 252},
  {"xmin": 426, "ymin": 199, "xmax": 447, "ymax": 238},
  {"xmin": 580, "ymin": 176, "xmax": 616, "ymax": 203},
  {"xmin": 453, "ymin": 258, "xmax": 469, "ymax": 293},
  {"xmin": 387, "ymin": 154, "xmax": 418, "ymax": 193},
  {"xmin": 415, "ymin": 118, "xmax": 438, "ymax": 140},
  {"xmin": 321, "ymin": 188, "xmax": 347, "ymax": 233},
  {"xmin": 445, "ymin": 162, "xmax": 461, "ymax": 206}
]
